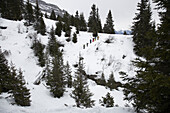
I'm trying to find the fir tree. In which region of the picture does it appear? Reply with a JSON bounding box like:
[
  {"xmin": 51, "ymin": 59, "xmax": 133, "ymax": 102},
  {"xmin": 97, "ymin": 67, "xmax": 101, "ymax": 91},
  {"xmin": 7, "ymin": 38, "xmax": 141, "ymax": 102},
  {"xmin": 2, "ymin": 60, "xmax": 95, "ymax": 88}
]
[
  {"xmin": 79, "ymin": 13, "xmax": 87, "ymax": 31},
  {"xmin": 46, "ymin": 52, "xmax": 65, "ymax": 98},
  {"xmin": 131, "ymin": 0, "xmax": 152, "ymax": 57},
  {"xmin": 72, "ymin": 32, "xmax": 77, "ymax": 43},
  {"xmin": 70, "ymin": 15, "xmax": 75, "ymax": 26},
  {"xmin": 45, "ymin": 12, "xmax": 48, "ymax": 18},
  {"xmin": 99, "ymin": 92, "xmax": 114, "ymax": 107},
  {"xmin": 123, "ymin": 1, "xmax": 170, "ymax": 113},
  {"xmin": 25, "ymin": 0, "xmax": 35, "ymax": 25},
  {"xmin": 75, "ymin": 11, "xmax": 80, "ymax": 34},
  {"xmin": 37, "ymin": 17, "xmax": 46, "ymax": 35},
  {"xmin": 103, "ymin": 10, "xmax": 115, "ymax": 34},
  {"xmin": 50, "ymin": 10, "xmax": 57, "ymax": 20},
  {"xmin": 0, "ymin": 0, "xmax": 23, "ymax": 20},
  {"xmin": 88, "ymin": 4, "xmax": 98, "ymax": 37},
  {"xmin": 96, "ymin": 8, "xmax": 103, "ymax": 33},
  {"xmin": 47, "ymin": 27, "xmax": 59, "ymax": 57},
  {"xmin": 34, "ymin": 0, "xmax": 41, "ymax": 20},
  {"xmin": 31, "ymin": 36, "xmax": 45, "ymax": 67},
  {"xmin": 64, "ymin": 61, "xmax": 72, "ymax": 88},
  {"xmin": 98, "ymin": 72, "xmax": 106, "ymax": 86},
  {"xmin": 71, "ymin": 55, "xmax": 95, "ymax": 108},
  {"xmin": 0, "ymin": 48, "xmax": 11, "ymax": 93},
  {"xmin": 107, "ymin": 72, "xmax": 115, "ymax": 90},
  {"xmin": 55, "ymin": 20, "xmax": 62, "ymax": 37},
  {"xmin": 11, "ymin": 67, "xmax": 31, "ymax": 106},
  {"xmin": 64, "ymin": 23, "xmax": 71, "ymax": 37}
]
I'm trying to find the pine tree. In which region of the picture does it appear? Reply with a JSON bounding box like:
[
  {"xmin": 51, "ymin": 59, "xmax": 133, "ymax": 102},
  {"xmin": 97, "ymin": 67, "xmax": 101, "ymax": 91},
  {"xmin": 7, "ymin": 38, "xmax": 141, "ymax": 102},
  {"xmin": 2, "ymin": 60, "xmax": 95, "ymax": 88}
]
[
  {"xmin": 45, "ymin": 12, "xmax": 48, "ymax": 18},
  {"xmin": 34, "ymin": 0, "xmax": 41, "ymax": 20},
  {"xmin": 48, "ymin": 27, "xmax": 59, "ymax": 57},
  {"xmin": 123, "ymin": 1, "xmax": 170, "ymax": 113},
  {"xmin": 64, "ymin": 23, "xmax": 71, "ymax": 37},
  {"xmin": 71, "ymin": 55, "xmax": 95, "ymax": 108},
  {"xmin": 37, "ymin": 17, "xmax": 46, "ymax": 35},
  {"xmin": 79, "ymin": 13, "xmax": 87, "ymax": 31},
  {"xmin": 70, "ymin": 15, "xmax": 75, "ymax": 26},
  {"xmin": 88, "ymin": 4, "xmax": 98, "ymax": 37},
  {"xmin": 96, "ymin": 8, "xmax": 102, "ymax": 33},
  {"xmin": 55, "ymin": 20, "xmax": 62, "ymax": 37},
  {"xmin": 107, "ymin": 72, "xmax": 115, "ymax": 90},
  {"xmin": 0, "ymin": 0, "xmax": 23, "ymax": 20},
  {"xmin": 64, "ymin": 61, "xmax": 72, "ymax": 88},
  {"xmin": 50, "ymin": 10, "xmax": 57, "ymax": 20},
  {"xmin": 75, "ymin": 11, "xmax": 80, "ymax": 34},
  {"xmin": 131, "ymin": 0, "xmax": 152, "ymax": 57},
  {"xmin": 31, "ymin": 36, "xmax": 45, "ymax": 67},
  {"xmin": 103, "ymin": 10, "xmax": 115, "ymax": 34},
  {"xmin": 99, "ymin": 92, "xmax": 114, "ymax": 107},
  {"xmin": 72, "ymin": 32, "xmax": 77, "ymax": 43},
  {"xmin": 25, "ymin": 0, "xmax": 35, "ymax": 25},
  {"xmin": 0, "ymin": 48, "xmax": 11, "ymax": 93},
  {"xmin": 46, "ymin": 52, "xmax": 65, "ymax": 98},
  {"xmin": 11, "ymin": 67, "xmax": 31, "ymax": 106},
  {"xmin": 98, "ymin": 72, "xmax": 106, "ymax": 86}
]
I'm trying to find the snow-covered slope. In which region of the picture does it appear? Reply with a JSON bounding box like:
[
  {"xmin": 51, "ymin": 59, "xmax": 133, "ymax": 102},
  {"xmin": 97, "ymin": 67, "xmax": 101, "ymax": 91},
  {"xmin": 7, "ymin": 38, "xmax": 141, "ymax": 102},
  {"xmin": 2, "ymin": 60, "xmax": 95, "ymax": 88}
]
[{"xmin": 0, "ymin": 18, "xmax": 136, "ymax": 113}]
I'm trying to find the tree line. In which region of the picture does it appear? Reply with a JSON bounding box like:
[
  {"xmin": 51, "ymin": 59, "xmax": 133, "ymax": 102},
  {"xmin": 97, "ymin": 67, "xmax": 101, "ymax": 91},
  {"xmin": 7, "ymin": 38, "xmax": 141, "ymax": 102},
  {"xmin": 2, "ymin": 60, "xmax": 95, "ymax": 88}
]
[{"xmin": 0, "ymin": 0, "xmax": 115, "ymax": 37}]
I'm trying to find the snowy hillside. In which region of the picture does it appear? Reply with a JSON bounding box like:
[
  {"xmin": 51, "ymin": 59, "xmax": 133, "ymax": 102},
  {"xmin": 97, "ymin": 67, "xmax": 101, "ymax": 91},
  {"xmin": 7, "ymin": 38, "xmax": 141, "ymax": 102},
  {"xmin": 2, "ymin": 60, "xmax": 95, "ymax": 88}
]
[{"xmin": 0, "ymin": 17, "xmax": 136, "ymax": 113}]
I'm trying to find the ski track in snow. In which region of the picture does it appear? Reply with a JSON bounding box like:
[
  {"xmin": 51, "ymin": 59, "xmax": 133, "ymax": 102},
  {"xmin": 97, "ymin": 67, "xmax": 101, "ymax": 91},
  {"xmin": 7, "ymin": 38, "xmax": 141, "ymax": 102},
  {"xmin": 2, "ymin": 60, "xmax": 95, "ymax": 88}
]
[{"xmin": 0, "ymin": 18, "xmax": 136, "ymax": 113}]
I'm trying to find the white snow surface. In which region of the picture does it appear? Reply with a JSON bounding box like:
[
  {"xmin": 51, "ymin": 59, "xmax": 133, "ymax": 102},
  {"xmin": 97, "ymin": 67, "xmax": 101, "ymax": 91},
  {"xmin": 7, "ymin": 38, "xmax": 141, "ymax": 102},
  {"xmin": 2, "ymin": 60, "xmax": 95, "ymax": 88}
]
[{"xmin": 0, "ymin": 18, "xmax": 136, "ymax": 113}]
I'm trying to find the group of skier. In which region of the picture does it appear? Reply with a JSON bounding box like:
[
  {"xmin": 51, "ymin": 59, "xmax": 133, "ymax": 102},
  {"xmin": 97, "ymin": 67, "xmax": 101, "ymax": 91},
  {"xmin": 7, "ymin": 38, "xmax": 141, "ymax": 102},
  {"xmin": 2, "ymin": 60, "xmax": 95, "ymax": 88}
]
[{"xmin": 83, "ymin": 36, "xmax": 100, "ymax": 49}]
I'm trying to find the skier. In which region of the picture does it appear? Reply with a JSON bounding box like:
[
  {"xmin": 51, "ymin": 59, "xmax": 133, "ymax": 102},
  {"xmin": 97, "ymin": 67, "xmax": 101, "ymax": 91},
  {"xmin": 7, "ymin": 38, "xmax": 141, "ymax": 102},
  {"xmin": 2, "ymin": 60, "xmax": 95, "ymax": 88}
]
[
  {"xmin": 97, "ymin": 36, "xmax": 99, "ymax": 40},
  {"xmin": 90, "ymin": 39, "xmax": 92, "ymax": 43},
  {"xmin": 83, "ymin": 44, "xmax": 85, "ymax": 49}
]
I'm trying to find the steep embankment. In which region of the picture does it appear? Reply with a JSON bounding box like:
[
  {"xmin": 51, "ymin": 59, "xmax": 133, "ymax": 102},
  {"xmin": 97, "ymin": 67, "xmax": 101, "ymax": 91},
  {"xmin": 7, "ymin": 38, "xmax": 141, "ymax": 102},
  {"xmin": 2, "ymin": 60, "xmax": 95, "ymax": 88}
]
[{"xmin": 0, "ymin": 18, "xmax": 136, "ymax": 113}]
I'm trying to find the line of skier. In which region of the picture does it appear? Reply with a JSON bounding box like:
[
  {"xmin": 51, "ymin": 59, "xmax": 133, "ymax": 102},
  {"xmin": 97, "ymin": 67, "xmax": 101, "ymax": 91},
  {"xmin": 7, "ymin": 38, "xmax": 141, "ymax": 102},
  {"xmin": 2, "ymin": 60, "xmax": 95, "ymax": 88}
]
[{"xmin": 83, "ymin": 36, "xmax": 100, "ymax": 49}]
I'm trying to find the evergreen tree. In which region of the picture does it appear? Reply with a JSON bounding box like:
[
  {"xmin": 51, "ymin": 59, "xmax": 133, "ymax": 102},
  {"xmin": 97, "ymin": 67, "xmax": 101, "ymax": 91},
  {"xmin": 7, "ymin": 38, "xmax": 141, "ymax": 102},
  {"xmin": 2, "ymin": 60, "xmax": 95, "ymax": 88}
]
[
  {"xmin": 37, "ymin": 17, "xmax": 46, "ymax": 35},
  {"xmin": 107, "ymin": 72, "xmax": 115, "ymax": 90},
  {"xmin": 96, "ymin": 8, "xmax": 103, "ymax": 33},
  {"xmin": 50, "ymin": 10, "xmax": 57, "ymax": 20},
  {"xmin": 71, "ymin": 55, "xmax": 95, "ymax": 108},
  {"xmin": 70, "ymin": 15, "xmax": 75, "ymax": 26},
  {"xmin": 103, "ymin": 10, "xmax": 115, "ymax": 34},
  {"xmin": 88, "ymin": 4, "xmax": 98, "ymax": 37},
  {"xmin": 45, "ymin": 12, "xmax": 48, "ymax": 18},
  {"xmin": 11, "ymin": 67, "xmax": 31, "ymax": 106},
  {"xmin": 46, "ymin": 54, "xmax": 65, "ymax": 98},
  {"xmin": 131, "ymin": 0, "xmax": 152, "ymax": 57},
  {"xmin": 99, "ymin": 92, "xmax": 114, "ymax": 107},
  {"xmin": 48, "ymin": 27, "xmax": 59, "ymax": 57},
  {"xmin": 64, "ymin": 23, "xmax": 71, "ymax": 37},
  {"xmin": 25, "ymin": 0, "xmax": 35, "ymax": 25},
  {"xmin": 31, "ymin": 36, "xmax": 45, "ymax": 67},
  {"xmin": 79, "ymin": 13, "xmax": 87, "ymax": 31},
  {"xmin": 55, "ymin": 20, "xmax": 62, "ymax": 37},
  {"xmin": 62, "ymin": 12, "xmax": 71, "ymax": 37},
  {"xmin": 34, "ymin": 0, "xmax": 41, "ymax": 20},
  {"xmin": 72, "ymin": 32, "xmax": 77, "ymax": 43},
  {"xmin": 98, "ymin": 72, "xmax": 106, "ymax": 86},
  {"xmin": 123, "ymin": 1, "xmax": 170, "ymax": 113},
  {"xmin": 0, "ymin": 48, "xmax": 11, "ymax": 93},
  {"xmin": 75, "ymin": 11, "xmax": 80, "ymax": 34},
  {"xmin": 123, "ymin": 31, "xmax": 127, "ymax": 35},
  {"xmin": 56, "ymin": 15, "xmax": 62, "ymax": 21},
  {"xmin": 0, "ymin": 0, "xmax": 23, "ymax": 20},
  {"xmin": 64, "ymin": 61, "xmax": 72, "ymax": 88}
]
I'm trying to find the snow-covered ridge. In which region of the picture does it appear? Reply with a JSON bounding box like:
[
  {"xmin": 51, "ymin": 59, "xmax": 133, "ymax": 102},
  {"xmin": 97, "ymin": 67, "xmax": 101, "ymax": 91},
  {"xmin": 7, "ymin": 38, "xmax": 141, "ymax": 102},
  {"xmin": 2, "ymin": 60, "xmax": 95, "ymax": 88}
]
[
  {"xmin": 0, "ymin": 17, "xmax": 136, "ymax": 113},
  {"xmin": 26, "ymin": 0, "xmax": 67, "ymax": 16}
]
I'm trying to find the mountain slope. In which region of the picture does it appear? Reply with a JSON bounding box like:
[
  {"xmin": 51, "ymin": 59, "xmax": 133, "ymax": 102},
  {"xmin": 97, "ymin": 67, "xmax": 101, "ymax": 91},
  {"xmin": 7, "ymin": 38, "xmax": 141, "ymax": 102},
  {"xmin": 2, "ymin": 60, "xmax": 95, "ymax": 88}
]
[{"xmin": 0, "ymin": 17, "xmax": 136, "ymax": 113}]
